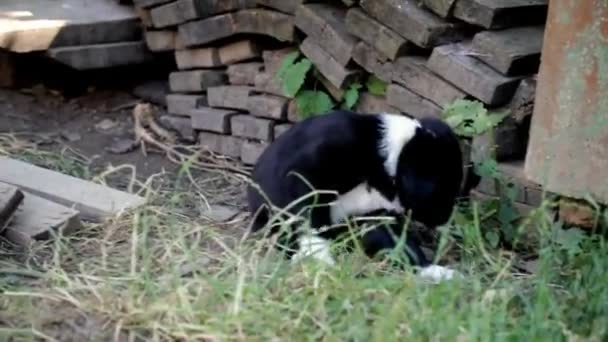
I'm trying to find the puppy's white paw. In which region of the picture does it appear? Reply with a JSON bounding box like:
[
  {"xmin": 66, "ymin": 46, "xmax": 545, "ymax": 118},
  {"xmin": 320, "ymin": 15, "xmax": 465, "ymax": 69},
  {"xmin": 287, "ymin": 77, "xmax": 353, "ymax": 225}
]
[
  {"xmin": 291, "ymin": 235, "xmax": 336, "ymax": 266},
  {"xmin": 418, "ymin": 265, "xmax": 460, "ymax": 283}
]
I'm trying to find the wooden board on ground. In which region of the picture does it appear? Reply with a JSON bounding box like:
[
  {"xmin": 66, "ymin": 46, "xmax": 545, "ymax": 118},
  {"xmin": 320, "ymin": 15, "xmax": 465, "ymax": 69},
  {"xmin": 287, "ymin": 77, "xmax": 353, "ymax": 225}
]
[
  {"xmin": 0, "ymin": 182, "xmax": 24, "ymax": 233},
  {"xmin": 3, "ymin": 191, "xmax": 82, "ymax": 247},
  {"xmin": 0, "ymin": 157, "xmax": 146, "ymax": 222},
  {"xmin": 47, "ymin": 41, "xmax": 154, "ymax": 70}
]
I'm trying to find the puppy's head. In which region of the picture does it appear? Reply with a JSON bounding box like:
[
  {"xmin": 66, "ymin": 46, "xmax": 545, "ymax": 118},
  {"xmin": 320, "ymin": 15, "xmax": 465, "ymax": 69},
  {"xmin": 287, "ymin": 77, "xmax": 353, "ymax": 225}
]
[{"xmin": 395, "ymin": 117, "xmax": 463, "ymax": 227}]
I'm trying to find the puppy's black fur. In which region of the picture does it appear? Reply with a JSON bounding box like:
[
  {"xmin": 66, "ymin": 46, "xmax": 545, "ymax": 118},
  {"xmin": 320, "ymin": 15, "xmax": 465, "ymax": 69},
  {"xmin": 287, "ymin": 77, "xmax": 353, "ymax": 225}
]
[{"xmin": 247, "ymin": 110, "xmax": 464, "ymax": 266}]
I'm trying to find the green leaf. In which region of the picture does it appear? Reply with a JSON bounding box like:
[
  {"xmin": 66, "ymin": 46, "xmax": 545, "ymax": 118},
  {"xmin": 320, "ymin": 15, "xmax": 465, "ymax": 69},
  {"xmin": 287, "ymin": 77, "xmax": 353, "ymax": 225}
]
[
  {"xmin": 485, "ymin": 231, "xmax": 500, "ymax": 248},
  {"xmin": 296, "ymin": 90, "xmax": 335, "ymax": 119},
  {"xmin": 554, "ymin": 227, "xmax": 586, "ymax": 255},
  {"xmin": 343, "ymin": 82, "xmax": 362, "ymax": 110},
  {"xmin": 275, "ymin": 51, "xmax": 301, "ymax": 81},
  {"xmin": 282, "ymin": 58, "xmax": 313, "ymax": 97},
  {"xmin": 366, "ymin": 75, "xmax": 387, "ymax": 96}
]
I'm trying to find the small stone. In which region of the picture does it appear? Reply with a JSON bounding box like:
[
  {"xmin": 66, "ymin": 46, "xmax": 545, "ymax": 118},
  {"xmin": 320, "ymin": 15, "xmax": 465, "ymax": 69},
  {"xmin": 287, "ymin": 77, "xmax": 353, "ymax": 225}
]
[
  {"xmin": 61, "ymin": 130, "xmax": 82, "ymax": 142},
  {"xmin": 105, "ymin": 138, "xmax": 137, "ymax": 154},
  {"xmin": 95, "ymin": 119, "xmax": 118, "ymax": 131},
  {"xmin": 202, "ymin": 204, "xmax": 240, "ymax": 222}
]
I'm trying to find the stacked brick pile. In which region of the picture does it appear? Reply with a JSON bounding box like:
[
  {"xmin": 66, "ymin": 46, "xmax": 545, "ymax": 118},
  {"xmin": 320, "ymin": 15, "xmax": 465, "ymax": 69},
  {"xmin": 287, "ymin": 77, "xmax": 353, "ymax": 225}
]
[{"xmin": 130, "ymin": 0, "xmax": 549, "ymax": 210}]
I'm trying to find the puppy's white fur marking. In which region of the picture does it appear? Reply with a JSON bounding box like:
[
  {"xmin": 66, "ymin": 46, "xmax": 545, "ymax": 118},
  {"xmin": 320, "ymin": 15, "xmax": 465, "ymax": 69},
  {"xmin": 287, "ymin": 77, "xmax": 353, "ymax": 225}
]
[
  {"xmin": 378, "ymin": 113, "xmax": 420, "ymax": 178},
  {"xmin": 329, "ymin": 183, "xmax": 403, "ymax": 224},
  {"xmin": 419, "ymin": 265, "xmax": 459, "ymax": 283},
  {"xmin": 292, "ymin": 235, "xmax": 335, "ymax": 266}
]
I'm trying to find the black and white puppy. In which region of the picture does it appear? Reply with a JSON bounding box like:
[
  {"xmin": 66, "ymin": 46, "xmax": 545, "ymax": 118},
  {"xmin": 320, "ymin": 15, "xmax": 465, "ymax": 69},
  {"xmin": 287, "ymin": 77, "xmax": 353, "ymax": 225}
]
[{"xmin": 247, "ymin": 110, "xmax": 463, "ymax": 282}]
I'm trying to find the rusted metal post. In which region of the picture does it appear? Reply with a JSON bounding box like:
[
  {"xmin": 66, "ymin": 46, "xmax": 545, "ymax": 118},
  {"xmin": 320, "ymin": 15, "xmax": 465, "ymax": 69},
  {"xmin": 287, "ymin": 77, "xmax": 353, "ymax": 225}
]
[{"xmin": 525, "ymin": 0, "xmax": 608, "ymax": 203}]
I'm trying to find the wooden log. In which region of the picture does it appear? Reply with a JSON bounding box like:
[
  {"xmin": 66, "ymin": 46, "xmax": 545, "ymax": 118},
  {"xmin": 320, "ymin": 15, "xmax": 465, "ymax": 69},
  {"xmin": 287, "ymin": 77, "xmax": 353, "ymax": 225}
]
[
  {"xmin": 471, "ymin": 26, "xmax": 544, "ymax": 75},
  {"xmin": 241, "ymin": 141, "xmax": 269, "ymax": 165},
  {"xmin": 386, "ymin": 84, "xmax": 442, "ymax": 119},
  {"xmin": 421, "ymin": 0, "xmax": 458, "ymax": 18},
  {"xmin": 198, "ymin": 132, "xmax": 242, "ymax": 158},
  {"xmin": 247, "ymin": 94, "xmax": 289, "ymax": 119},
  {"xmin": 0, "ymin": 182, "xmax": 24, "ymax": 233},
  {"xmin": 179, "ymin": 9, "xmax": 295, "ymax": 47},
  {"xmin": 256, "ymin": 0, "xmax": 305, "ymax": 14},
  {"xmin": 392, "ymin": 56, "xmax": 467, "ymax": 107},
  {"xmin": 345, "ymin": 8, "xmax": 411, "ymax": 61},
  {"xmin": 426, "ymin": 43, "xmax": 520, "ymax": 106},
  {"xmin": 175, "ymin": 47, "xmax": 221, "ymax": 69},
  {"xmin": 0, "ymin": 157, "xmax": 145, "ymax": 222},
  {"xmin": 144, "ymin": 30, "xmax": 177, "ymax": 52},
  {"xmin": 300, "ymin": 37, "xmax": 361, "ymax": 89},
  {"xmin": 360, "ymin": 0, "xmax": 466, "ymax": 48},
  {"xmin": 351, "ymin": 41, "xmax": 393, "ymax": 83},
  {"xmin": 227, "ymin": 62, "xmax": 264, "ymax": 85},
  {"xmin": 4, "ymin": 192, "xmax": 83, "ymax": 247},
  {"xmin": 231, "ymin": 115, "xmax": 275, "ymax": 141},
  {"xmin": 207, "ymin": 86, "xmax": 253, "ymax": 110},
  {"xmin": 218, "ymin": 40, "xmax": 261, "ymax": 65},
  {"xmin": 453, "ymin": 0, "xmax": 548, "ymax": 29},
  {"xmin": 166, "ymin": 94, "xmax": 208, "ymax": 115},
  {"xmin": 169, "ymin": 70, "xmax": 227, "ymax": 93},
  {"xmin": 189, "ymin": 107, "xmax": 239, "ymax": 133},
  {"xmin": 295, "ymin": 3, "xmax": 358, "ymax": 66}
]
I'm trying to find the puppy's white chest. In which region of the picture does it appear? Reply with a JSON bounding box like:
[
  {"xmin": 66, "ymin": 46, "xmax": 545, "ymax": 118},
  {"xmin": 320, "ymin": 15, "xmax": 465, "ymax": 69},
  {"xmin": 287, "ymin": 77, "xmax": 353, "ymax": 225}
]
[{"xmin": 329, "ymin": 183, "xmax": 403, "ymax": 224}]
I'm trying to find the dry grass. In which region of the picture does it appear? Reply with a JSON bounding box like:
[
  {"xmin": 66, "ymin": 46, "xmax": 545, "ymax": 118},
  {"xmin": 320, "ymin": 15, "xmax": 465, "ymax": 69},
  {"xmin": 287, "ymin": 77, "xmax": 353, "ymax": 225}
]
[{"xmin": 1, "ymin": 133, "xmax": 608, "ymax": 341}]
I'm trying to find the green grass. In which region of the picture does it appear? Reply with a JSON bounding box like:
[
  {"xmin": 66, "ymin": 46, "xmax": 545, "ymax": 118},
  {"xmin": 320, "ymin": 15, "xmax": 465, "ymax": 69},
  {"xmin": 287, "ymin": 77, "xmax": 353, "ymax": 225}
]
[{"xmin": 1, "ymin": 135, "xmax": 608, "ymax": 341}]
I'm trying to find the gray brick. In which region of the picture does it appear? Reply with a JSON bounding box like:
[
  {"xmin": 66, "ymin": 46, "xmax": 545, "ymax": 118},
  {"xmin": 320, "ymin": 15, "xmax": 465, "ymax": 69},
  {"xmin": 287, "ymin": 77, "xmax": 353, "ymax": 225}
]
[
  {"xmin": 247, "ymin": 94, "xmax": 288, "ymax": 120},
  {"xmin": 166, "ymin": 94, "xmax": 208, "ymax": 115},
  {"xmin": 169, "ymin": 70, "xmax": 227, "ymax": 93},
  {"xmin": 198, "ymin": 132, "xmax": 242, "ymax": 158},
  {"xmin": 241, "ymin": 140, "xmax": 269, "ymax": 165},
  {"xmin": 189, "ymin": 107, "xmax": 238, "ymax": 133},
  {"xmin": 300, "ymin": 37, "xmax": 361, "ymax": 89},
  {"xmin": 227, "ymin": 62, "xmax": 264, "ymax": 85},
  {"xmin": 274, "ymin": 123, "xmax": 293, "ymax": 138},
  {"xmin": 160, "ymin": 115, "xmax": 195, "ymax": 141},
  {"xmin": 453, "ymin": 0, "xmax": 548, "ymax": 29},
  {"xmin": 207, "ymin": 86, "xmax": 253, "ymax": 110},
  {"xmin": 386, "ymin": 84, "xmax": 442, "ymax": 119}
]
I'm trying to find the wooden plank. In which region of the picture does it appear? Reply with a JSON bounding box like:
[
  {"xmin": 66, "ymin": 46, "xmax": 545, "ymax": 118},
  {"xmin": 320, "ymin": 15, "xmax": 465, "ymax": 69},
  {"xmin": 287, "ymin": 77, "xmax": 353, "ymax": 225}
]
[
  {"xmin": 150, "ymin": 0, "xmax": 257, "ymax": 28},
  {"xmin": 453, "ymin": 0, "xmax": 548, "ymax": 29},
  {"xmin": 392, "ymin": 56, "xmax": 467, "ymax": 107},
  {"xmin": 345, "ymin": 8, "xmax": 412, "ymax": 61},
  {"xmin": 422, "ymin": 0, "xmax": 458, "ymax": 18},
  {"xmin": 360, "ymin": 0, "xmax": 466, "ymax": 48},
  {"xmin": 227, "ymin": 62, "xmax": 264, "ymax": 85},
  {"xmin": 386, "ymin": 84, "xmax": 442, "ymax": 119},
  {"xmin": 426, "ymin": 43, "xmax": 521, "ymax": 106},
  {"xmin": 295, "ymin": 3, "xmax": 358, "ymax": 66},
  {"xmin": 4, "ymin": 192, "xmax": 82, "ymax": 247},
  {"xmin": 218, "ymin": 40, "xmax": 261, "ymax": 65},
  {"xmin": 0, "ymin": 157, "xmax": 145, "ymax": 222},
  {"xmin": 47, "ymin": 41, "xmax": 154, "ymax": 71},
  {"xmin": 351, "ymin": 41, "xmax": 394, "ymax": 83},
  {"xmin": 471, "ymin": 26, "xmax": 544, "ymax": 76},
  {"xmin": 0, "ymin": 182, "xmax": 24, "ymax": 233},
  {"xmin": 179, "ymin": 9, "xmax": 295, "ymax": 47},
  {"xmin": 300, "ymin": 37, "xmax": 361, "ymax": 89},
  {"xmin": 175, "ymin": 47, "xmax": 221, "ymax": 70}
]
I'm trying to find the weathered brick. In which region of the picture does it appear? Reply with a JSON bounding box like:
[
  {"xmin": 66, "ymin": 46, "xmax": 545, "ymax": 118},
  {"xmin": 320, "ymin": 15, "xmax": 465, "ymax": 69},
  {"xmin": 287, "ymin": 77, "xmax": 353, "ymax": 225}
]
[
  {"xmin": 360, "ymin": 0, "xmax": 466, "ymax": 48},
  {"xmin": 345, "ymin": 8, "xmax": 411, "ymax": 61},
  {"xmin": 231, "ymin": 115, "xmax": 275, "ymax": 141},
  {"xmin": 392, "ymin": 56, "xmax": 467, "ymax": 107},
  {"xmin": 274, "ymin": 123, "xmax": 293, "ymax": 138},
  {"xmin": 160, "ymin": 114, "xmax": 195, "ymax": 141},
  {"xmin": 135, "ymin": 7, "xmax": 154, "ymax": 28},
  {"xmin": 453, "ymin": 0, "xmax": 548, "ymax": 29},
  {"xmin": 254, "ymin": 72, "xmax": 290, "ymax": 98},
  {"xmin": 295, "ymin": 4, "xmax": 358, "ymax": 66},
  {"xmin": 427, "ymin": 43, "xmax": 520, "ymax": 106},
  {"xmin": 316, "ymin": 71, "xmax": 344, "ymax": 102},
  {"xmin": 472, "ymin": 26, "xmax": 544, "ymax": 75},
  {"xmin": 355, "ymin": 93, "xmax": 396, "ymax": 114},
  {"xmin": 166, "ymin": 94, "xmax": 208, "ymax": 115},
  {"xmin": 241, "ymin": 140, "xmax": 269, "ymax": 165},
  {"xmin": 134, "ymin": 0, "xmax": 172, "ymax": 9},
  {"xmin": 189, "ymin": 107, "xmax": 238, "ymax": 133},
  {"xmin": 151, "ymin": 0, "xmax": 258, "ymax": 28},
  {"xmin": 351, "ymin": 41, "xmax": 393, "ymax": 83},
  {"xmin": 218, "ymin": 40, "xmax": 261, "ymax": 65},
  {"xmin": 247, "ymin": 94, "xmax": 288, "ymax": 119},
  {"xmin": 509, "ymin": 77, "xmax": 536, "ymax": 123},
  {"xmin": 287, "ymin": 100, "xmax": 300, "ymax": 122},
  {"xmin": 227, "ymin": 62, "xmax": 264, "ymax": 85},
  {"xmin": 175, "ymin": 48, "xmax": 221, "ymax": 69},
  {"xmin": 169, "ymin": 70, "xmax": 227, "ymax": 93},
  {"xmin": 386, "ymin": 84, "xmax": 442, "ymax": 119},
  {"xmin": 207, "ymin": 85, "xmax": 253, "ymax": 110},
  {"xmin": 198, "ymin": 132, "xmax": 242, "ymax": 158},
  {"xmin": 144, "ymin": 30, "xmax": 176, "ymax": 52},
  {"xmin": 300, "ymin": 37, "xmax": 360, "ymax": 89}
]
